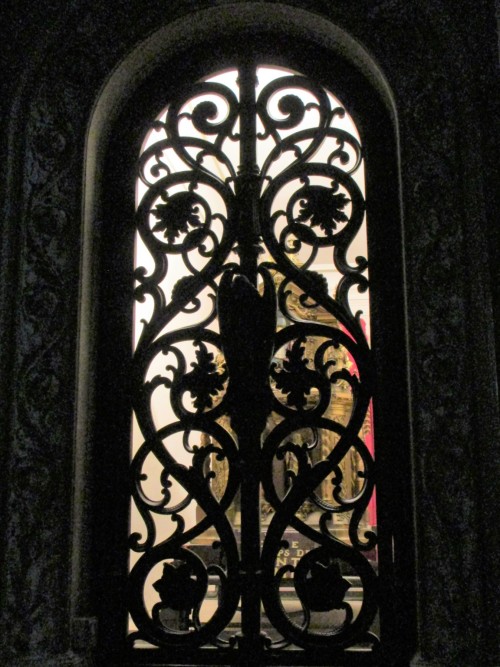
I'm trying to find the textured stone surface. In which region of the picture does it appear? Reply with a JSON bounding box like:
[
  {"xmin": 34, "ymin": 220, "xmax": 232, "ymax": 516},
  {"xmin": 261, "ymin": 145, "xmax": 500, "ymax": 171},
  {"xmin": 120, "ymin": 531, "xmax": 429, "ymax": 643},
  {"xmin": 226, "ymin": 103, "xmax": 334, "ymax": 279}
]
[{"xmin": 0, "ymin": 0, "xmax": 498, "ymax": 664}]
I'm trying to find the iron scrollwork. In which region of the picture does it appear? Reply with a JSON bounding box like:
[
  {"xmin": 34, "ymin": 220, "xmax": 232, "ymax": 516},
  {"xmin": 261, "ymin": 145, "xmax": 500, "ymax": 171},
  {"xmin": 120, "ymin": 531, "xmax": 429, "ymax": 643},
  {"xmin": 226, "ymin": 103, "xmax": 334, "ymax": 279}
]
[{"xmin": 128, "ymin": 61, "xmax": 378, "ymax": 661}]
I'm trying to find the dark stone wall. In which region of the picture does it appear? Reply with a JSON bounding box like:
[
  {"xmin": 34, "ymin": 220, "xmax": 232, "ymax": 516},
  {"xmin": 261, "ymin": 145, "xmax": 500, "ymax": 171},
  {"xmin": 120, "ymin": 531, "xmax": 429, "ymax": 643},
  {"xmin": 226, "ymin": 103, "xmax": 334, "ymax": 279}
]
[{"xmin": 0, "ymin": 1, "xmax": 498, "ymax": 665}]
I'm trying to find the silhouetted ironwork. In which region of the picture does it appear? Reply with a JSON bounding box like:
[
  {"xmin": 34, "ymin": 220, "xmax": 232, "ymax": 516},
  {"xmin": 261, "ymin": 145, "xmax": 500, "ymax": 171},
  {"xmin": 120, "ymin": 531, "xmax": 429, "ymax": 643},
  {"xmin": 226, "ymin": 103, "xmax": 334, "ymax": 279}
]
[{"xmin": 128, "ymin": 59, "xmax": 377, "ymax": 664}]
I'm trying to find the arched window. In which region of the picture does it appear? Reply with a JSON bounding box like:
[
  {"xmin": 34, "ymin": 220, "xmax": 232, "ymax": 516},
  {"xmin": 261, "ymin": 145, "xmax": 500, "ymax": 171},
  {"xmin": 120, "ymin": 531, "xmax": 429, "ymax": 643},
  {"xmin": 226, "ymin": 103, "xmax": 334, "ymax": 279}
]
[{"xmin": 88, "ymin": 25, "xmax": 414, "ymax": 667}]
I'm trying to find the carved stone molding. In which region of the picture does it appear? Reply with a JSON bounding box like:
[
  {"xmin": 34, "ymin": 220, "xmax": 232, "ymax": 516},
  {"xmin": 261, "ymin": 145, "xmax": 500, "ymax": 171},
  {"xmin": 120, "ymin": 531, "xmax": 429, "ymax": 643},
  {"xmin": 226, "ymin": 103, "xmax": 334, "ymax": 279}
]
[{"xmin": 13, "ymin": 655, "xmax": 90, "ymax": 667}]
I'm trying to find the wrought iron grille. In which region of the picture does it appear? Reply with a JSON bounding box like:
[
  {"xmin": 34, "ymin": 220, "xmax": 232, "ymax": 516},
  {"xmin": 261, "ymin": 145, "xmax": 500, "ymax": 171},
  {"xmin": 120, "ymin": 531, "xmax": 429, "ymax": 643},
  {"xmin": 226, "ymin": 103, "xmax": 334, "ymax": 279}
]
[{"xmin": 128, "ymin": 61, "xmax": 377, "ymax": 664}]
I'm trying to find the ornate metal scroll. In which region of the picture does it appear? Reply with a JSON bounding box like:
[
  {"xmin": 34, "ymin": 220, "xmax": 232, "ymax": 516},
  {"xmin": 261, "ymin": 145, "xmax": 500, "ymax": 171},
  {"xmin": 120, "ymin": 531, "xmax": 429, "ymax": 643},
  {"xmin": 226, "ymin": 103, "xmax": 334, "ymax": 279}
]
[{"xmin": 128, "ymin": 61, "xmax": 378, "ymax": 662}]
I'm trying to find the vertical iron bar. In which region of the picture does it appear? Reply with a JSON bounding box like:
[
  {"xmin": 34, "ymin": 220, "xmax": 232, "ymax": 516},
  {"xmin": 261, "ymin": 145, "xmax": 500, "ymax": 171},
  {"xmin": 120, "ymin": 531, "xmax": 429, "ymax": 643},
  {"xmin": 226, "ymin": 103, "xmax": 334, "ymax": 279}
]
[
  {"xmin": 235, "ymin": 59, "xmax": 265, "ymax": 660},
  {"xmin": 236, "ymin": 60, "xmax": 261, "ymax": 286},
  {"xmin": 238, "ymin": 60, "xmax": 258, "ymax": 184}
]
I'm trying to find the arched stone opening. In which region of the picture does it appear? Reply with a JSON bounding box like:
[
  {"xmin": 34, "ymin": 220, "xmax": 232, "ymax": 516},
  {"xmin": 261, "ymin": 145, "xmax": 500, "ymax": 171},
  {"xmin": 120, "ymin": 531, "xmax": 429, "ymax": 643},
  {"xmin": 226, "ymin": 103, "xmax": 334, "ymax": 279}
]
[{"xmin": 77, "ymin": 6, "xmax": 413, "ymax": 664}]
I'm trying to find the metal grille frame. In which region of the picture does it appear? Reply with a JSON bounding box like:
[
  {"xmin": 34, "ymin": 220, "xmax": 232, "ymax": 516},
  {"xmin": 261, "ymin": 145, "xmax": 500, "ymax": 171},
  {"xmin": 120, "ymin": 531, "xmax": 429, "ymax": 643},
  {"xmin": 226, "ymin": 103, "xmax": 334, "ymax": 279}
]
[{"xmin": 93, "ymin": 37, "xmax": 414, "ymax": 667}]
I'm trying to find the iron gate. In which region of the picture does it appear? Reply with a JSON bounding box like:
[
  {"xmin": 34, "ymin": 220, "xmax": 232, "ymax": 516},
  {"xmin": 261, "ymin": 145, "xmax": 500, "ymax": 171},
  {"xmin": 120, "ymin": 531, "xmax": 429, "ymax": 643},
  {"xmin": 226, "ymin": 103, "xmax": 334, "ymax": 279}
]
[{"xmin": 127, "ymin": 59, "xmax": 378, "ymax": 665}]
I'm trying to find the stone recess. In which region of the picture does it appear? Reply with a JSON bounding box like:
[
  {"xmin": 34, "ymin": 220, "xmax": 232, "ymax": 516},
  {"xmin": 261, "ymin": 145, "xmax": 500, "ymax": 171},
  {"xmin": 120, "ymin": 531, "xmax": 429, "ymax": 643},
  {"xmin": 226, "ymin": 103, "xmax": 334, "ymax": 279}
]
[{"xmin": 0, "ymin": 1, "xmax": 498, "ymax": 665}]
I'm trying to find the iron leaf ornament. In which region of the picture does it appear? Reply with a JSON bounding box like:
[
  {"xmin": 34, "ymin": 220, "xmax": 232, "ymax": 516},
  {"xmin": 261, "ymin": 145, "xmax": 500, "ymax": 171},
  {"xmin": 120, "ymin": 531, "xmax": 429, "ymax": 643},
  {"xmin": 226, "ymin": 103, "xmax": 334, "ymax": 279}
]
[
  {"xmin": 182, "ymin": 341, "xmax": 227, "ymax": 412},
  {"xmin": 218, "ymin": 269, "xmax": 277, "ymax": 432},
  {"xmin": 153, "ymin": 559, "xmax": 207, "ymax": 612},
  {"xmin": 295, "ymin": 550, "xmax": 351, "ymax": 612},
  {"xmin": 271, "ymin": 337, "xmax": 320, "ymax": 410}
]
